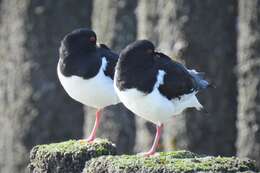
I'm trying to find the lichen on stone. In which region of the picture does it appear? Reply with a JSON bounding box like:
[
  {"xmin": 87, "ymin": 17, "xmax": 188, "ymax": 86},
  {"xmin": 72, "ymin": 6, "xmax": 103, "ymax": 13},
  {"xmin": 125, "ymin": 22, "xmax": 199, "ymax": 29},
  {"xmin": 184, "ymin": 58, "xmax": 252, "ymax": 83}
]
[
  {"xmin": 28, "ymin": 138, "xmax": 116, "ymax": 173},
  {"xmin": 28, "ymin": 140, "xmax": 258, "ymax": 173},
  {"xmin": 83, "ymin": 150, "xmax": 258, "ymax": 173}
]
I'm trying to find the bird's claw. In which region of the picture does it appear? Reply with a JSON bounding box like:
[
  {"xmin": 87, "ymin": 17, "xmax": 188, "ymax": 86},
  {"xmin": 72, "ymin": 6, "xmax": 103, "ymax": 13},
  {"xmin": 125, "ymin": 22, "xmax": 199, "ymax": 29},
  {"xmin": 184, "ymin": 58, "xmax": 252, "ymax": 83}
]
[
  {"xmin": 138, "ymin": 151, "xmax": 158, "ymax": 157},
  {"xmin": 78, "ymin": 138, "xmax": 95, "ymax": 144}
]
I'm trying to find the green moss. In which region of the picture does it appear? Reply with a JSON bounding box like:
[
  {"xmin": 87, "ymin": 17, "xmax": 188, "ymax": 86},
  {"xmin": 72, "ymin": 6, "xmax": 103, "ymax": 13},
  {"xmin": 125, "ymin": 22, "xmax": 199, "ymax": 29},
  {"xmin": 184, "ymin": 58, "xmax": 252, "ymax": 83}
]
[
  {"xmin": 35, "ymin": 138, "xmax": 111, "ymax": 156},
  {"xmin": 29, "ymin": 140, "xmax": 258, "ymax": 173},
  {"xmin": 29, "ymin": 138, "xmax": 116, "ymax": 173},
  {"xmin": 158, "ymin": 150, "xmax": 202, "ymax": 158},
  {"xmin": 84, "ymin": 151, "xmax": 258, "ymax": 173}
]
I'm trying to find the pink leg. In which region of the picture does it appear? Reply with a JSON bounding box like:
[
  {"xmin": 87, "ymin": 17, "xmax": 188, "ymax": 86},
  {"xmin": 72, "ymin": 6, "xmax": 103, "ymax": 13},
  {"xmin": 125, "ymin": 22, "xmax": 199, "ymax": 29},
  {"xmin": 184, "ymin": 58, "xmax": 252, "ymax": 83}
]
[
  {"xmin": 86, "ymin": 109, "xmax": 102, "ymax": 142},
  {"xmin": 143, "ymin": 124, "xmax": 163, "ymax": 156}
]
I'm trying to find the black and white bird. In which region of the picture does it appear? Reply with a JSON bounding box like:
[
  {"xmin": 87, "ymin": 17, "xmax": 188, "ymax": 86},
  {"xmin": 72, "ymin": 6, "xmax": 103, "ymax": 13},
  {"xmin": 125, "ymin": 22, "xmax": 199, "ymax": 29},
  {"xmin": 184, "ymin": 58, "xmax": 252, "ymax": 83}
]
[
  {"xmin": 57, "ymin": 28, "xmax": 119, "ymax": 142},
  {"xmin": 114, "ymin": 40, "xmax": 213, "ymax": 156}
]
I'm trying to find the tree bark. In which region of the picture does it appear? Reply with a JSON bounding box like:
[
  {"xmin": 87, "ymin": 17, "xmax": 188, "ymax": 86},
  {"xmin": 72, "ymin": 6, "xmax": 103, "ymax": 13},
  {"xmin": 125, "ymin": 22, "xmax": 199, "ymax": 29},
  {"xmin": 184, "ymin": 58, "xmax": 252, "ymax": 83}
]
[
  {"xmin": 84, "ymin": 0, "xmax": 137, "ymax": 154},
  {"xmin": 0, "ymin": 1, "xmax": 91, "ymax": 172},
  {"xmin": 173, "ymin": 0, "xmax": 238, "ymax": 157},
  {"xmin": 137, "ymin": 0, "xmax": 237, "ymax": 156},
  {"xmin": 237, "ymin": 0, "xmax": 260, "ymax": 168},
  {"xmin": 92, "ymin": 0, "xmax": 137, "ymax": 52}
]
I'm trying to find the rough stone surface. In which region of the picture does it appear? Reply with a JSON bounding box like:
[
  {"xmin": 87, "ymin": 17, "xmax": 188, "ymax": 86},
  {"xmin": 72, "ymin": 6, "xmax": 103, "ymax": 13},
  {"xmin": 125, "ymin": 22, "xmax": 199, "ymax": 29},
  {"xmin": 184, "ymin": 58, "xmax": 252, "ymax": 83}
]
[
  {"xmin": 28, "ymin": 140, "xmax": 258, "ymax": 173},
  {"xmin": 83, "ymin": 151, "xmax": 258, "ymax": 173},
  {"xmin": 28, "ymin": 139, "xmax": 116, "ymax": 173}
]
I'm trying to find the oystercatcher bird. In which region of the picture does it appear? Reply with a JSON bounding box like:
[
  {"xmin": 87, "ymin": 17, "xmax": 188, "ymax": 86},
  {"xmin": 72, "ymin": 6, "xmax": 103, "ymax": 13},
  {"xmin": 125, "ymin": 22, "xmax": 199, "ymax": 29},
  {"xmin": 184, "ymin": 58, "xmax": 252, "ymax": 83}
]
[
  {"xmin": 114, "ymin": 40, "xmax": 212, "ymax": 156},
  {"xmin": 57, "ymin": 28, "xmax": 119, "ymax": 142}
]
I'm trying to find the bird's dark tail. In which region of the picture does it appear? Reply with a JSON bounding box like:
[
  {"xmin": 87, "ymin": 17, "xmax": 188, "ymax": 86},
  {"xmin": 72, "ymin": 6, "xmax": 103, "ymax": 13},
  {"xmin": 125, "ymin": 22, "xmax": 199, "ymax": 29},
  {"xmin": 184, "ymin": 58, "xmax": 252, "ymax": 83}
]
[{"xmin": 188, "ymin": 69, "xmax": 215, "ymax": 90}]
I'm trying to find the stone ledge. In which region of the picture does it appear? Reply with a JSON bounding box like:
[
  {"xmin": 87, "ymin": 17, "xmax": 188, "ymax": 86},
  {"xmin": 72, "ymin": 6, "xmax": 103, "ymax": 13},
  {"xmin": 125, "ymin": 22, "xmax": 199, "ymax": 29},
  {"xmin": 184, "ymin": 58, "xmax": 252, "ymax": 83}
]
[
  {"xmin": 28, "ymin": 139, "xmax": 116, "ymax": 173},
  {"xmin": 83, "ymin": 151, "xmax": 258, "ymax": 173},
  {"xmin": 28, "ymin": 139, "xmax": 258, "ymax": 173}
]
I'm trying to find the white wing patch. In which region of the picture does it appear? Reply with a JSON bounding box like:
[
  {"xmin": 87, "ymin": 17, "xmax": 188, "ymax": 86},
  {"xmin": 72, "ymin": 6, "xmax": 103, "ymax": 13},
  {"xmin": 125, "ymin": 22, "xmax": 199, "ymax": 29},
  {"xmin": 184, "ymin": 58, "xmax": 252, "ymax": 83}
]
[
  {"xmin": 187, "ymin": 69, "xmax": 199, "ymax": 74},
  {"xmin": 154, "ymin": 70, "xmax": 166, "ymax": 89},
  {"xmin": 101, "ymin": 57, "xmax": 108, "ymax": 71}
]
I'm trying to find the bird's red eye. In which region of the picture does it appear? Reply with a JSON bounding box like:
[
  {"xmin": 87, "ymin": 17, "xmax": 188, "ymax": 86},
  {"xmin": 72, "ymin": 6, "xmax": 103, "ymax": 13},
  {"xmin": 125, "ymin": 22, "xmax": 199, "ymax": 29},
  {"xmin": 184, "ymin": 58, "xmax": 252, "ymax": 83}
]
[{"xmin": 90, "ymin": 36, "xmax": 96, "ymax": 42}]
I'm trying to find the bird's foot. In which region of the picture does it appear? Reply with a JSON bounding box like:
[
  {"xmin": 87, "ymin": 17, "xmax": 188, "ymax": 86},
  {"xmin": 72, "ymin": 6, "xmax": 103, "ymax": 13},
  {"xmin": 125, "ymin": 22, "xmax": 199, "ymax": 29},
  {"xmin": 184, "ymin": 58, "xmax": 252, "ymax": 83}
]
[
  {"xmin": 78, "ymin": 137, "xmax": 95, "ymax": 144},
  {"xmin": 138, "ymin": 150, "xmax": 157, "ymax": 157},
  {"xmin": 86, "ymin": 135, "xmax": 96, "ymax": 143},
  {"xmin": 79, "ymin": 110, "xmax": 101, "ymax": 145},
  {"xmin": 138, "ymin": 124, "xmax": 163, "ymax": 157},
  {"xmin": 78, "ymin": 139, "xmax": 87, "ymax": 144}
]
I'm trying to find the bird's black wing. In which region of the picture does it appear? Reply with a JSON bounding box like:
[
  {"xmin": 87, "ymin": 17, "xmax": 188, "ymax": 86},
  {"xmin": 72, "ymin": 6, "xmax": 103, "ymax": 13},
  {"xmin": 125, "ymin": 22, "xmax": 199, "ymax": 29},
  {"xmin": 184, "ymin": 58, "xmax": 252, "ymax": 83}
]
[
  {"xmin": 59, "ymin": 51, "xmax": 101, "ymax": 80},
  {"xmin": 154, "ymin": 52, "xmax": 197, "ymax": 100},
  {"xmin": 98, "ymin": 44, "xmax": 119, "ymax": 80}
]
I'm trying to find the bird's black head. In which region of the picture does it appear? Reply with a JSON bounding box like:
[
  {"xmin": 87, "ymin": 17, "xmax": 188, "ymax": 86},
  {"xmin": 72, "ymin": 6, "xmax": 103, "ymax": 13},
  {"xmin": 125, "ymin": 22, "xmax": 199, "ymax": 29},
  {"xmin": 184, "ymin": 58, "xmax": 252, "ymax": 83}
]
[
  {"xmin": 122, "ymin": 40, "xmax": 155, "ymax": 57},
  {"xmin": 117, "ymin": 40, "xmax": 156, "ymax": 73},
  {"xmin": 119, "ymin": 40, "xmax": 155, "ymax": 66},
  {"xmin": 60, "ymin": 28, "xmax": 97, "ymax": 58}
]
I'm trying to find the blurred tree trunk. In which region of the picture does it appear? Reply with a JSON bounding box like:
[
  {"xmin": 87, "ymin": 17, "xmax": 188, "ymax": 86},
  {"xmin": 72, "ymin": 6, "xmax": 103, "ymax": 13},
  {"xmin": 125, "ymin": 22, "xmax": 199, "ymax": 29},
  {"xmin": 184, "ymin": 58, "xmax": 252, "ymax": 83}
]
[
  {"xmin": 138, "ymin": 0, "xmax": 237, "ymax": 156},
  {"xmin": 237, "ymin": 0, "xmax": 260, "ymax": 167},
  {"xmin": 169, "ymin": 0, "xmax": 238, "ymax": 157},
  {"xmin": 0, "ymin": 0, "xmax": 91, "ymax": 172},
  {"xmin": 84, "ymin": 0, "xmax": 137, "ymax": 154}
]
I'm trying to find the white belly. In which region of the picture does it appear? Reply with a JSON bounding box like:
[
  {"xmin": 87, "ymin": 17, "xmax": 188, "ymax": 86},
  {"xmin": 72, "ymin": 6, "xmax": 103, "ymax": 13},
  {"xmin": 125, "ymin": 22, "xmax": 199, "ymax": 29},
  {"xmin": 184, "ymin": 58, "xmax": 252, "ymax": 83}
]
[
  {"xmin": 57, "ymin": 58, "xmax": 119, "ymax": 109},
  {"xmin": 114, "ymin": 70, "xmax": 202, "ymax": 125}
]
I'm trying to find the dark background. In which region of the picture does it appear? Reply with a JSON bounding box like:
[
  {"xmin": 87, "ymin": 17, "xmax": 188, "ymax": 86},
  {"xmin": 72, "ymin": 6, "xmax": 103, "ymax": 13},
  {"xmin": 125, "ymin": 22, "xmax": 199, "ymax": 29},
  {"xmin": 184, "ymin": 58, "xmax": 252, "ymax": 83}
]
[{"xmin": 0, "ymin": 0, "xmax": 259, "ymax": 172}]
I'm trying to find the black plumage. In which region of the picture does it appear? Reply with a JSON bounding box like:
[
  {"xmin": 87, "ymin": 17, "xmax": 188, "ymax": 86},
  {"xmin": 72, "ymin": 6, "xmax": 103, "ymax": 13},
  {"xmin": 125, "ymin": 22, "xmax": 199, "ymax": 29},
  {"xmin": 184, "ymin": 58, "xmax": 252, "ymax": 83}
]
[
  {"xmin": 57, "ymin": 28, "xmax": 120, "ymax": 143},
  {"xmin": 114, "ymin": 40, "xmax": 212, "ymax": 156},
  {"xmin": 155, "ymin": 52, "xmax": 196, "ymax": 100},
  {"xmin": 59, "ymin": 28, "xmax": 118, "ymax": 80},
  {"xmin": 98, "ymin": 44, "xmax": 118, "ymax": 80},
  {"xmin": 115, "ymin": 40, "xmax": 205, "ymax": 100}
]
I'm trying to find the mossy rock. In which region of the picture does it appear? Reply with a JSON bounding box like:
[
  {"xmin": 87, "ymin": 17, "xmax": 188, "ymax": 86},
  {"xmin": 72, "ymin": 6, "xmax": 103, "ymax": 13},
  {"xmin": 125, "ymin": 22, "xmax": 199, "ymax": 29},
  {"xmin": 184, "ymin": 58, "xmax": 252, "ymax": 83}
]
[
  {"xmin": 83, "ymin": 150, "xmax": 258, "ymax": 173},
  {"xmin": 28, "ymin": 138, "xmax": 116, "ymax": 173},
  {"xmin": 28, "ymin": 140, "xmax": 258, "ymax": 173}
]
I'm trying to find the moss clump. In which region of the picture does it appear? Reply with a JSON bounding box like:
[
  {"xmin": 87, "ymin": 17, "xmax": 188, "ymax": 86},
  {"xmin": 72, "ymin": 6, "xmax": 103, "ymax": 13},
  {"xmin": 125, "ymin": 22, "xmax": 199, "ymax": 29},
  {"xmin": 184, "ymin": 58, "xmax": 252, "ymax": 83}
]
[
  {"xmin": 83, "ymin": 150, "xmax": 258, "ymax": 173},
  {"xmin": 28, "ymin": 138, "xmax": 116, "ymax": 173}
]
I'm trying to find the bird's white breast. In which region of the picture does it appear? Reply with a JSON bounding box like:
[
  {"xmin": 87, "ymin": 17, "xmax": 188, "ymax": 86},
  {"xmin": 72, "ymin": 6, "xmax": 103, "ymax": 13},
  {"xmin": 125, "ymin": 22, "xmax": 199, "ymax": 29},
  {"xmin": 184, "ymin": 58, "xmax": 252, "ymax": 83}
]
[
  {"xmin": 58, "ymin": 57, "xmax": 119, "ymax": 109},
  {"xmin": 114, "ymin": 70, "xmax": 202, "ymax": 125}
]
